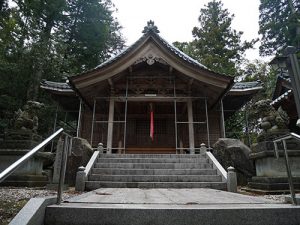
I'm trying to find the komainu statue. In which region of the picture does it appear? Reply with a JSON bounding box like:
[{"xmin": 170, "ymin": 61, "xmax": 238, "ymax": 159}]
[
  {"xmin": 13, "ymin": 101, "xmax": 44, "ymax": 133},
  {"xmin": 252, "ymin": 99, "xmax": 289, "ymax": 141}
]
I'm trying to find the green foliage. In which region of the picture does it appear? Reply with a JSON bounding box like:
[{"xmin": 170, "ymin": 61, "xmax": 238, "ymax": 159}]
[
  {"xmin": 0, "ymin": 0, "xmax": 124, "ymax": 135},
  {"xmin": 240, "ymin": 59, "xmax": 277, "ymax": 99},
  {"xmin": 173, "ymin": 0, "xmax": 260, "ymax": 144},
  {"xmin": 56, "ymin": 0, "xmax": 124, "ymax": 74},
  {"xmin": 231, "ymin": 60, "xmax": 278, "ymax": 144},
  {"xmin": 174, "ymin": 0, "xmax": 257, "ymax": 76},
  {"xmin": 259, "ymin": 0, "xmax": 300, "ymax": 56}
]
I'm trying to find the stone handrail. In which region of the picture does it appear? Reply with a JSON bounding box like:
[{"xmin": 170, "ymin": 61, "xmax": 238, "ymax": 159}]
[
  {"xmin": 206, "ymin": 151, "xmax": 227, "ymax": 181},
  {"xmin": 75, "ymin": 150, "xmax": 100, "ymax": 191},
  {"xmin": 84, "ymin": 150, "xmax": 100, "ymax": 175},
  {"xmin": 205, "ymin": 150, "xmax": 238, "ymax": 192}
]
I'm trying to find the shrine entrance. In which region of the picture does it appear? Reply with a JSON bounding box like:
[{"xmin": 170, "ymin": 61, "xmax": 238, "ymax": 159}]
[
  {"xmin": 126, "ymin": 101, "xmax": 176, "ymax": 154},
  {"xmin": 89, "ymin": 94, "xmax": 211, "ymax": 154}
]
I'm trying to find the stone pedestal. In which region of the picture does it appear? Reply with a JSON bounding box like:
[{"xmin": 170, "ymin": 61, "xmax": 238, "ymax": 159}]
[
  {"xmin": 0, "ymin": 130, "xmax": 51, "ymax": 187},
  {"xmin": 248, "ymin": 137, "xmax": 300, "ymax": 192}
]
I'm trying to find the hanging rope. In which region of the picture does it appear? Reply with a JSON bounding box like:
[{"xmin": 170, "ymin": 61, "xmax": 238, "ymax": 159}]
[{"xmin": 150, "ymin": 103, "xmax": 154, "ymax": 141}]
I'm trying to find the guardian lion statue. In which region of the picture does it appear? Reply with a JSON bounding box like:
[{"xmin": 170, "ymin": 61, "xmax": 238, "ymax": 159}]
[
  {"xmin": 252, "ymin": 99, "xmax": 289, "ymax": 141},
  {"xmin": 13, "ymin": 101, "xmax": 44, "ymax": 133}
]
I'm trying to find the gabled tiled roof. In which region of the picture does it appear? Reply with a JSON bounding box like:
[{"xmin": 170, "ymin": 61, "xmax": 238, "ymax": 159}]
[
  {"xmin": 68, "ymin": 21, "xmax": 236, "ymax": 109},
  {"xmin": 271, "ymin": 73, "xmax": 293, "ymax": 106},
  {"xmin": 231, "ymin": 81, "xmax": 262, "ymax": 90},
  {"xmin": 41, "ymin": 80, "xmax": 261, "ymax": 93},
  {"xmin": 153, "ymin": 33, "xmax": 208, "ymax": 70},
  {"xmin": 278, "ymin": 73, "xmax": 291, "ymax": 82},
  {"xmin": 271, "ymin": 89, "xmax": 292, "ymax": 106},
  {"xmin": 40, "ymin": 80, "xmax": 73, "ymax": 92},
  {"xmin": 272, "ymin": 73, "xmax": 292, "ymax": 98},
  {"xmin": 71, "ymin": 30, "xmax": 208, "ymax": 78}
]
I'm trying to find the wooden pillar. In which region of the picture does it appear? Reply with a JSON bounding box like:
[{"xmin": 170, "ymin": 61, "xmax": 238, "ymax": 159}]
[
  {"xmin": 220, "ymin": 99, "xmax": 226, "ymax": 138},
  {"xmin": 187, "ymin": 99, "xmax": 195, "ymax": 154},
  {"xmin": 107, "ymin": 98, "xmax": 114, "ymax": 154},
  {"xmin": 179, "ymin": 140, "xmax": 184, "ymax": 154},
  {"xmin": 76, "ymin": 99, "xmax": 83, "ymax": 138},
  {"xmin": 118, "ymin": 140, "xmax": 122, "ymax": 154}
]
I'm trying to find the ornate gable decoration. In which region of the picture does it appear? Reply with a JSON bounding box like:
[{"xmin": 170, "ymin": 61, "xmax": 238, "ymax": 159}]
[
  {"xmin": 134, "ymin": 53, "xmax": 168, "ymax": 66},
  {"xmin": 142, "ymin": 20, "xmax": 160, "ymax": 33}
]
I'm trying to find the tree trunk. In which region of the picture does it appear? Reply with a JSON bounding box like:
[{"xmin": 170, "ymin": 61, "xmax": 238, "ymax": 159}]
[{"xmin": 27, "ymin": 20, "xmax": 54, "ymax": 100}]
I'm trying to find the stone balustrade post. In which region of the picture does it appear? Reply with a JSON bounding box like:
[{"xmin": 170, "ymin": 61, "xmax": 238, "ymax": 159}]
[
  {"xmin": 97, "ymin": 143, "xmax": 104, "ymax": 154},
  {"xmin": 200, "ymin": 143, "xmax": 207, "ymax": 154},
  {"xmin": 75, "ymin": 166, "xmax": 86, "ymax": 191},
  {"xmin": 227, "ymin": 166, "xmax": 237, "ymax": 193}
]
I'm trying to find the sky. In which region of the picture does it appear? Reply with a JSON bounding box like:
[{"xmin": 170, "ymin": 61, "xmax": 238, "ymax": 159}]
[{"xmin": 112, "ymin": 0, "xmax": 266, "ymax": 61}]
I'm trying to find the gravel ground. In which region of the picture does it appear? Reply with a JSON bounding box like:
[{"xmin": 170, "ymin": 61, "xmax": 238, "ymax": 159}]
[
  {"xmin": 261, "ymin": 194, "xmax": 286, "ymax": 203},
  {"xmin": 0, "ymin": 187, "xmax": 82, "ymax": 225},
  {"xmin": 238, "ymin": 187, "xmax": 287, "ymax": 203}
]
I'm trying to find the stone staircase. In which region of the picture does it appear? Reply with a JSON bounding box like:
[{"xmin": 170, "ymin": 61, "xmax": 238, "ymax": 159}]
[
  {"xmin": 14, "ymin": 154, "xmax": 300, "ymax": 225},
  {"xmin": 85, "ymin": 153, "xmax": 227, "ymax": 190}
]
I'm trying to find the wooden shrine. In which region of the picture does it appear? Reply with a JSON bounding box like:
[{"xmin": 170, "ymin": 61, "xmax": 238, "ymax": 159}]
[{"xmin": 41, "ymin": 21, "xmax": 262, "ymax": 154}]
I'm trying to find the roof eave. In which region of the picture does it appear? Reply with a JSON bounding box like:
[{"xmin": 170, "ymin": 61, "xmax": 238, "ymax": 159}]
[
  {"xmin": 211, "ymin": 77, "xmax": 235, "ymax": 109},
  {"xmin": 68, "ymin": 79, "xmax": 92, "ymax": 110},
  {"xmin": 229, "ymin": 86, "xmax": 263, "ymax": 95}
]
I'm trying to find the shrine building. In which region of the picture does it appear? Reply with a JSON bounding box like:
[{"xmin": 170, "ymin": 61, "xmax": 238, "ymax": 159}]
[{"xmin": 41, "ymin": 21, "xmax": 261, "ymax": 154}]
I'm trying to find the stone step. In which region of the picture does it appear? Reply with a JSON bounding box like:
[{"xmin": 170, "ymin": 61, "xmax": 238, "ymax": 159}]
[
  {"xmin": 91, "ymin": 168, "xmax": 217, "ymax": 176},
  {"xmin": 85, "ymin": 181, "xmax": 226, "ymax": 189},
  {"xmin": 97, "ymin": 157, "xmax": 209, "ymax": 164},
  {"xmin": 45, "ymin": 202, "xmax": 300, "ymax": 225},
  {"xmin": 94, "ymin": 163, "xmax": 213, "ymax": 169},
  {"xmin": 99, "ymin": 154, "xmax": 206, "ymax": 158},
  {"xmin": 88, "ymin": 174, "xmax": 222, "ymax": 182}
]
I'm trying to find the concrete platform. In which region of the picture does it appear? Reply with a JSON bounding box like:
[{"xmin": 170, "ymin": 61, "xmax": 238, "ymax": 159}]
[
  {"xmin": 66, "ymin": 188, "xmax": 276, "ymax": 204},
  {"xmin": 45, "ymin": 188, "xmax": 300, "ymax": 225}
]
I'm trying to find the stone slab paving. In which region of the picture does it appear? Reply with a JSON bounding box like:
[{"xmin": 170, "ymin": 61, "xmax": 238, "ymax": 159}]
[
  {"xmin": 46, "ymin": 189, "xmax": 300, "ymax": 225},
  {"xmin": 67, "ymin": 188, "xmax": 279, "ymax": 205}
]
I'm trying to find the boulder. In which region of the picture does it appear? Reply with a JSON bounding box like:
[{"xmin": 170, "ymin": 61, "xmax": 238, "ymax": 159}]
[
  {"xmin": 65, "ymin": 137, "xmax": 94, "ymax": 186},
  {"xmin": 71, "ymin": 137, "xmax": 94, "ymax": 166},
  {"xmin": 212, "ymin": 138, "xmax": 255, "ymax": 184}
]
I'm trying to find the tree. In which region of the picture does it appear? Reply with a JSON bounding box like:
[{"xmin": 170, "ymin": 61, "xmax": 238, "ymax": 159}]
[
  {"xmin": 234, "ymin": 60, "xmax": 278, "ymax": 144},
  {"xmin": 174, "ymin": 0, "xmax": 256, "ymax": 76},
  {"xmin": 259, "ymin": 0, "xmax": 300, "ymax": 56},
  {"xmin": 240, "ymin": 59, "xmax": 276, "ymax": 99},
  {"xmin": 14, "ymin": 0, "xmax": 66, "ymax": 100},
  {"xmin": 0, "ymin": 0, "xmax": 124, "ymax": 134},
  {"xmin": 0, "ymin": 2, "xmax": 32, "ymax": 132},
  {"xmin": 172, "ymin": 1, "xmax": 258, "ymax": 143},
  {"xmin": 9, "ymin": 0, "xmax": 124, "ymax": 100},
  {"xmin": 57, "ymin": 0, "xmax": 124, "ymax": 74}
]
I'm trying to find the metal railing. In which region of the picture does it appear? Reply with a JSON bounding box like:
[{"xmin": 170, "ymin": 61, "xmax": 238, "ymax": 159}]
[
  {"xmin": 0, "ymin": 128, "xmax": 72, "ymax": 205},
  {"xmin": 273, "ymin": 132, "xmax": 300, "ymax": 205}
]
